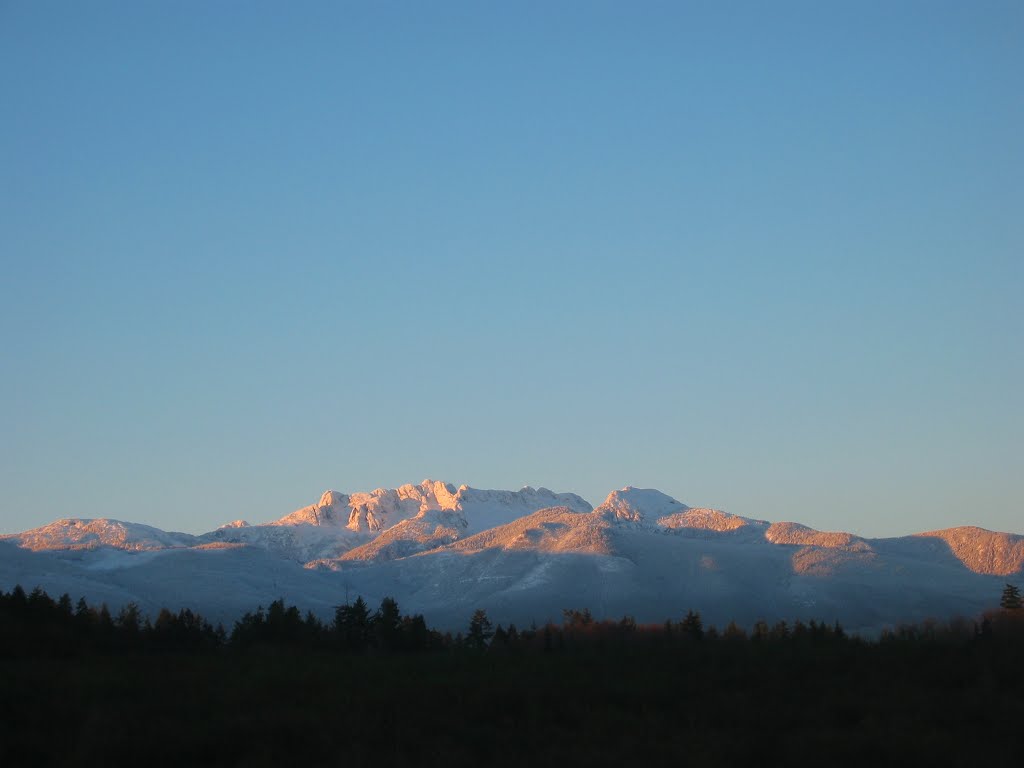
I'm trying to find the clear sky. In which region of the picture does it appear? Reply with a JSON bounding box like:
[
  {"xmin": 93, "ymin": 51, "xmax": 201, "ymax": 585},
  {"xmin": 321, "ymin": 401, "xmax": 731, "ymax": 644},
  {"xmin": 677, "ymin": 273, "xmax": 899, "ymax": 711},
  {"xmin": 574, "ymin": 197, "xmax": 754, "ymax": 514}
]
[{"xmin": 1, "ymin": 1, "xmax": 1021, "ymax": 538}]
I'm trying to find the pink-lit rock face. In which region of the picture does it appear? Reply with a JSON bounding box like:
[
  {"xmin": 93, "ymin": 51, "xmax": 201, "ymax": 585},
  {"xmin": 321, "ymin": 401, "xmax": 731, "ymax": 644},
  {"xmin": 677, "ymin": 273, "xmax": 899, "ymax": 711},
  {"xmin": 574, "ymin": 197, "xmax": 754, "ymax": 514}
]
[
  {"xmin": 273, "ymin": 480, "xmax": 591, "ymax": 536},
  {"xmin": 913, "ymin": 527, "xmax": 1024, "ymax": 576},
  {"xmin": 276, "ymin": 482, "xmax": 450, "ymax": 532}
]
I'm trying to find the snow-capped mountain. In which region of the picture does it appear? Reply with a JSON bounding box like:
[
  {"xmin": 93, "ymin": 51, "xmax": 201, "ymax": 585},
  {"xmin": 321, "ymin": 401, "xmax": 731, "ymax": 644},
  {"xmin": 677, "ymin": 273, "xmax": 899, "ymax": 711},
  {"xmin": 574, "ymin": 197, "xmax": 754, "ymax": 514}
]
[
  {"xmin": 595, "ymin": 487, "xmax": 689, "ymax": 523},
  {"xmin": 3, "ymin": 518, "xmax": 199, "ymax": 552},
  {"xmin": 1, "ymin": 482, "xmax": 1020, "ymax": 632},
  {"xmin": 190, "ymin": 480, "xmax": 592, "ymax": 562}
]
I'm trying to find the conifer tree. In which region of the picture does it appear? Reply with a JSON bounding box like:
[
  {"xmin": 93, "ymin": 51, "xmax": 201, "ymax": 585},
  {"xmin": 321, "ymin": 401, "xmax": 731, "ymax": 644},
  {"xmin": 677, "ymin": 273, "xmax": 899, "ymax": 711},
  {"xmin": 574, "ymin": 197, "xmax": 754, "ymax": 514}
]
[
  {"xmin": 1000, "ymin": 583, "xmax": 1022, "ymax": 610},
  {"xmin": 752, "ymin": 619, "xmax": 770, "ymax": 641},
  {"xmin": 562, "ymin": 608, "xmax": 593, "ymax": 628},
  {"xmin": 117, "ymin": 603, "xmax": 141, "ymax": 635},
  {"xmin": 681, "ymin": 610, "xmax": 704, "ymax": 641},
  {"xmin": 373, "ymin": 597, "xmax": 403, "ymax": 651},
  {"xmin": 467, "ymin": 609, "xmax": 494, "ymax": 651},
  {"xmin": 492, "ymin": 624, "xmax": 509, "ymax": 647},
  {"xmin": 334, "ymin": 596, "xmax": 371, "ymax": 652}
]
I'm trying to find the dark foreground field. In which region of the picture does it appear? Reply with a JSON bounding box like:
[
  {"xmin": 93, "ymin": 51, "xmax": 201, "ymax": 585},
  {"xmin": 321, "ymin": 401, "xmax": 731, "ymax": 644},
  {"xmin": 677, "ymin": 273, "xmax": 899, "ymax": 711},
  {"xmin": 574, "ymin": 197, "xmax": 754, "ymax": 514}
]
[
  {"xmin": 4, "ymin": 640, "xmax": 1024, "ymax": 767},
  {"xmin": 2, "ymin": 587, "xmax": 1022, "ymax": 766}
]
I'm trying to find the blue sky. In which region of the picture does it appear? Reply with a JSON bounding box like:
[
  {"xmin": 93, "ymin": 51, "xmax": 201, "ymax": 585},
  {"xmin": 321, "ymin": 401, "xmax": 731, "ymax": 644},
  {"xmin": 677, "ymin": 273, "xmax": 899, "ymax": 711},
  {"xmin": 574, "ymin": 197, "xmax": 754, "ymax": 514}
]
[{"xmin": 2, "ymin": 1, "xmax": 1021, "ymax": 537}]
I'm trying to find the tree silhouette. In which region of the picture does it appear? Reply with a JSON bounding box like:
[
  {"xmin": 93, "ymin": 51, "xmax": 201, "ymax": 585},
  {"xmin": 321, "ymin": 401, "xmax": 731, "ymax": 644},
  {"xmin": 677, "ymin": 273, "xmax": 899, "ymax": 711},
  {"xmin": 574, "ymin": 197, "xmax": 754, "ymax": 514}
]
[
  {"xmin": 562, "ymin": 608, "xmax": 593, "ymax": 628},
  {"xmin": 334, "ymin": 596, "xmax": 372, "ymax": 652},
  {"xmin": 467, "ymin": 609, "xmax": 493, "ymax": 651},
  {"xmin": 681, "ymin": 610, "xmax": 704, "ymax": 641},
  {"xmin": 1000, "ymin": 583, "xmax": 1022, "ymax": 610},
  {"xmin": 373, "ymin": 597, "xmax": 403, "ymax": 651}
]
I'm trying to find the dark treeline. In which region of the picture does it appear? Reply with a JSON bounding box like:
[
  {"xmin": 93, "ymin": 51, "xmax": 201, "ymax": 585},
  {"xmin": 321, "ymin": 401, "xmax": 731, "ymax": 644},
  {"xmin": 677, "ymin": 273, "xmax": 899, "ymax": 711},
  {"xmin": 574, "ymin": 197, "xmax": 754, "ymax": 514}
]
[
  {"xmin": 3, "ymin": 583, "xmax": 1023, "ymax": 657},
  {"xmin": 2, "ymin": 584, "xmax": 1023, "ymax": 767}
]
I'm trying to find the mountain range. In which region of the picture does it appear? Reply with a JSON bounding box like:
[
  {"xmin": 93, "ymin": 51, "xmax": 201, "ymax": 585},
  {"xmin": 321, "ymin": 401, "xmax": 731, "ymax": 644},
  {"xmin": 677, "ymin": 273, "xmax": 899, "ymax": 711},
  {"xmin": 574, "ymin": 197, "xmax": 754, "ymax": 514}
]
[{"xmin": 2, "ymin": 480, "xmax": 1021, "ymax": 633}]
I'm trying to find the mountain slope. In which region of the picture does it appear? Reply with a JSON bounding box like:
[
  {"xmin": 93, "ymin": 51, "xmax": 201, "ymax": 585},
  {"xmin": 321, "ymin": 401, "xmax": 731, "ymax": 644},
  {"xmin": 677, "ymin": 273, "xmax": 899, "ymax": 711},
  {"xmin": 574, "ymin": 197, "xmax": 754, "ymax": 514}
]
[
  {"xmin": 2, "ymin": 482, "xmax": 1019, "ymax": 633},
  {"xmin": 910, "ymin": 527, "xmax": 1024, "ymax": 576}
]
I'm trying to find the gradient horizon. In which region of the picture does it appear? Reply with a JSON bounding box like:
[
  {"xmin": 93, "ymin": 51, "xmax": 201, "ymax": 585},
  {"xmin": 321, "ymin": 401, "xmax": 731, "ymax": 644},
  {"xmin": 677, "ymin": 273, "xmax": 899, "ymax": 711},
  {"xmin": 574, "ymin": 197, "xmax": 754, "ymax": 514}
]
[{"xmin": 1, "ymin": 1, "xmax": 1021, "ymax": 538}]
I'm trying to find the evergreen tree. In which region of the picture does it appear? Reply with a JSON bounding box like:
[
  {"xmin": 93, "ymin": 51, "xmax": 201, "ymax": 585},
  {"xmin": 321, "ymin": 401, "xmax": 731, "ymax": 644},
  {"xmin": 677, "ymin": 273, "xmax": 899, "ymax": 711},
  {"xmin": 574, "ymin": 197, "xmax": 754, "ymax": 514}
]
[
  {"xmin": 681, "ymin": 610, "xmax": 704, "ymax": 641},
  {"xmin": 75, "ymin": 597, "xmax": 92, "ymax": 620},
  {"xmin": 467, "ymin": 609, "xmax": 494, "ymax": 651},
  {"xmin": 770, "ymin": 620, "xmax": 790, "ymax": 640},
  {"xmin": 153, "ymin": 608, "xmax": 176, "ymax": 632},
  {"xmin": 373, "ymin": 597, "xmax": 403, "ymax": 651},
  {"xmin": 1000, "ymin": 583, "xmax": 1022, "ymax": 610},
  {"xmin": 562, "ymin": 608, "xmax": 593, "ymax": 628},
  {"xmin": 117, "ymin": 603, "xmax": 142, "ymax": 635},
  {"xmin": 723, "ymin": 621, "xmax": 746, "ymax": 640},
  {"xmin": 752, "ymin": 619, "xmax": 770, "ymax": 641},
  {"xmin": 400, "ymin": 614, "xmax": 431, "ymax": 652},
  {"xmin": 10, "ymin": 584, "xmax": 27, "ymax": 609},
  {"xmin": 334, "ymin": 596, "xmax": 372, "ymax": 652},
  {"xmin": 492, "ymin": 624, "xmax": 509, "ymax": 647},
  {"xmin": 265, "ymin": 599, "xmax": 304, "ymax": 644}
]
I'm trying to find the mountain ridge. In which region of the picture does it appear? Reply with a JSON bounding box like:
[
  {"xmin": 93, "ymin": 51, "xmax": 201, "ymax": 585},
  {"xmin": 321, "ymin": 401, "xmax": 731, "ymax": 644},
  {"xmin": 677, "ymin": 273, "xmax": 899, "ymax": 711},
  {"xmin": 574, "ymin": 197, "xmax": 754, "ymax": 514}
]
[
  {"xmin": 2, "ymin": 481, "xmax": 1019, "ymax": 632},
  {"xmin": 2, "ymin": 481, "xmax": 1020, "ymax": 575}
]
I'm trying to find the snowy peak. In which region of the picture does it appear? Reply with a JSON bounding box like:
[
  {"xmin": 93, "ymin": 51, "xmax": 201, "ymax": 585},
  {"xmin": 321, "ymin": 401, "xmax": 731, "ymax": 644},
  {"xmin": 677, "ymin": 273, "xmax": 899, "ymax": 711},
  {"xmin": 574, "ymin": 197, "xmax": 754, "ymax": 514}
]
[
  {"xmin": 595, "ymin": 487, "xmax": 689, "ymax": 524},
  {"xmin": 318, "ymin": 490, "xmax": 347, "ymax": 509},
  {"xmin": 206, "ymin": 481, "xmax": 591, "ymax": 562},
  {"xmin": 9, "ymin": 483, "xmax": 1020, "ymax": 583},
  {"xmin": 276, "ymin": 489, "xmax": 352, "ymax": 527},
  {"xmin": 0, "ymin": 518, "xmax": 197, "ymax": 552},
  {"xmin": 276, "ymin": 480, "xmax": 459, "ymax": 533}
]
